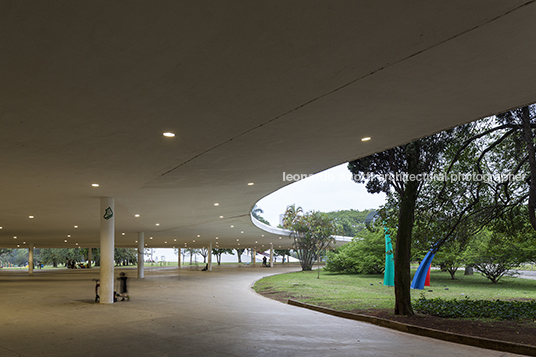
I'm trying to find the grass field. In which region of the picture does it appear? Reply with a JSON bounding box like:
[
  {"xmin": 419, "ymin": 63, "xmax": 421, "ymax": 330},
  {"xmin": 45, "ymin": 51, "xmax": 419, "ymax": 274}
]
[{"xmin": 253, "ymin": 269, "xmax": 536, "ymax": 311}]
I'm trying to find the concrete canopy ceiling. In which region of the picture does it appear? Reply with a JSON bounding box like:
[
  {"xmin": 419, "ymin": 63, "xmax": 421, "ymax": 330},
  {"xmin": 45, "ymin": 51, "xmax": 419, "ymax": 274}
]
[{"xmin": 2, "ymin": 1, "xmax": 536, "ymax": 250}]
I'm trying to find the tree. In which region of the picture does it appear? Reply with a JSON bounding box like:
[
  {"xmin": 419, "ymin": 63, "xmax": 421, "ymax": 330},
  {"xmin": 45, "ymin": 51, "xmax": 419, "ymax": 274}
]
[
  {"xmin": 348, "ymin": 130, "xmax": 459, "ymax": 315},
  {"xmin": 283, "ymin": 205, "xmax": 340, "ymax": 272},
  {"xmin": 325, "ymin": 229, "xmax": 385, "ymax": 274},
  {"xmin": 464, "ymin": 229, "xmax": 533, "ymax": 283},
  {"xmin": 274, "ymin": 249, "xmax": 291, "ymax": 263},
  {"xmin": 199, "ymin": 248, "xmax": 208, "ymax": 263},
  {"xmin": 325, "ymin": 209, "xmax": 372, "ymax": 236},
  {"xmin": 251, "ymin": 205, "xmax": 271, "ymax": 226},
  {"xmin": 185, "ymin": 248, "xmax": 200, "ymax": 264},
  {"xmin": 432, "ymin": 240, "xmax": 466, "ymax": 280},
  {"xmin": 234, "ymin": 248, "xmax": 245, "ymax": 263},
  {"xmin": 212, "ymin": 249, "xmax": 233, "ymax": 265},
  {"xmin": 39, "ymin": 248, "xmax": 66, "ymax": 267}
]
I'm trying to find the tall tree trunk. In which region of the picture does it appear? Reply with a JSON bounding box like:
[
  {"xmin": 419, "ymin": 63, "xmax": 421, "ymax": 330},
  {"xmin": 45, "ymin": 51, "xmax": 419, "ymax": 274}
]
[
  {"xmin": 394, "ymin": 144, "xmax": 419, "ymax": 316},
  {"xmin": 520, "ymin": 106, "xmax": 536, "ymax": 231}
]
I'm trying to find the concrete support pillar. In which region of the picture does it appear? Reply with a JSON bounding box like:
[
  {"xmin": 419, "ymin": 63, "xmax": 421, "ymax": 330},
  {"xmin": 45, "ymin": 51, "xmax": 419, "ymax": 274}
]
[
  {"xmin": 251, "ymin": 248, "xmax": 255, "ymax": 265},
  {"xmin": 178, "ymin": 248, "xmax": 181, "ymax": 268},
  {"xmin": 100, "ymin": 197, "xmax": 115, "ymax": 304},
  {"xmin": 270, "ymin": 243, "xmax": 274, "ymax": 268},
  {"xmin": 28, "ymin": 243, "xmax": 34, "ymax": 275},
  {"xmin": 208, "ymin": 242, "xmax": 212, "ymax": 271},
  {"xmin": 138, "ymin": 232, "xmax": 144, "ymax": 279},
  {"xmin": 87, "ymin": 248, "xmax": 92, "ymax": 269}
]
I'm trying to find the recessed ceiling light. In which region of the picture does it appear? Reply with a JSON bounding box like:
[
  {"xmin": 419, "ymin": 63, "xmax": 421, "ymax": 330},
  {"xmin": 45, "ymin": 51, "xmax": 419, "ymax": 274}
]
[
  {"xmin": 215, "ymin": 237, "xmax": 218, "ymax": 239},
  {"xmin": 193, "ymin": 240, "xmax": 195, "ymax": 242},
  {"xmin": 214, "ymin": 203, "xmax": 219, "ymax": 206},
  {"xmin": 163, "ymin": 132, "xmax": 175, "ymax": 137},
  {"xmin": 230, "ymin": 225, "xmax": 234, "ymax": 228},
  {"xmin": 75, "ymin": 242, "xmax": 79, "ymax": 245},
  {"xmin": 155, "ymin": 223, "xmax": 160, "ymax": 226},
  {"xmin": 135, "ymin": 240, "xmax": 138, "ymax": 243},
  {"xmin": 145, "ymin": 244, "xmax": 148, "ymax": 246},
  {"xmin": 150, "ymin": 237, "xmax": 153, "ymax": 239},
  {"xmin": 255, "ymin": 241, "xmax": 258, "ymax": 243},
  {"xmin": 236, "ymin": 239, "xmax": 239, "ymax": 241},
  {"xmin": 13, "ymin": 236, "xmax": 17, "ymax": 239},
  {"xmin": 29, "ymin": 216, "xmax": 34, "ymax": 219},
  {"xmin": 135, "ymin": 214, "xmax": 140, "ymax": 217},
  {"xmin": 122, "ymin": 232, "xmax": 125, "ymax": 236},
  {"xmin": 164, "ymin": 241, "xmax": 167, "ymax": 244},
  {"xmin": 67, "ymin": 235, "xmax": 71, "ymax": 238},
  {"xmin": 17, "ymin": 245, "xmax": 20, "ymax": 247},
  {"xmin": 238, "ymin": 243, "xmax": 240, "ymax": 246},
  {"xmin": 91, "ymin": 183, "xmax": 99, "ymax": 187},
  {"xmin": 241, "ymin": 231, "xmax": 244, "ymax": 234},
  {"xmin": 261, "ymin": 235, "xmax": 264, "ymax": 237},
  {"xmin": 74, "ymin": 225, "xmax": 78, "ymax": 228},
  {"xmin": 248, "ymin": 183, "xmax": 254, "ymax": 186},
  {"xmin": 64, "ymin": 240, "xmax": 67, "ymax": 243},
  {"xmin": 197, "ymin": 235, "xmax": 200, "ymax": 237},
  {"xmin": 174, "ymin": 239, "xmax": 177, "ymax": 242},
  {"xmin": 219, "ymin": 216, "xmax": 223, "ymax": 219},
  {"xmin": 23, "ymin": 241, "xmax": 26, "ymax": 244},
  {"xmin": 361, "ymin": 137, "xmax": 371, "ymax": 141},
  {"xmin": 0, "ymin": 227, "xmax": 3, "ymax": 229}
]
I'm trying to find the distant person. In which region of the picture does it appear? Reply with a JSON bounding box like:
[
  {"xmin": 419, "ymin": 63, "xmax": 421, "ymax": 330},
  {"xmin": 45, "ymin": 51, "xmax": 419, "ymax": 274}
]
[
  {"xmin": 262, "ymin": 256, "xmax": 267, "ymax": 267},
  {"xmin": 117, "ymin": 272, "xmax": 129, "ymax": 301},
  {"xmin": 94, "ymin": 279, "xmax": 100, "ymax": 303}
]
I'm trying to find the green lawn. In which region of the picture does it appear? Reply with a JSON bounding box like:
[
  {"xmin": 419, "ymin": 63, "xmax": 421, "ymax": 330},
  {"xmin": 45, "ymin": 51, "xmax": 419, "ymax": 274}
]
[{"xmin": 253, "ymin": 269, "xmax": 536, "ymax": 311}]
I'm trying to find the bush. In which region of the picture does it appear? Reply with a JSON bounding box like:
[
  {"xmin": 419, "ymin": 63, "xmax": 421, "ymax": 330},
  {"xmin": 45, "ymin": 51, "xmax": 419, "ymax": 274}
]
[
  {"xmin": 325, "ymin": 230, "xmax": 384, "ymax": 274},
  {"xmin": 414, "ymin": 296, "xmax": 536, "ymax": 321}
]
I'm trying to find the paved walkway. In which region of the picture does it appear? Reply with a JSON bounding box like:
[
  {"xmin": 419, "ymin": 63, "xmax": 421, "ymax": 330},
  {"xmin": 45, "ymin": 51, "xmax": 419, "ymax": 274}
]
[{"xmin": 0, "ymin": 265, "xmax": 526, "ymax": 357}]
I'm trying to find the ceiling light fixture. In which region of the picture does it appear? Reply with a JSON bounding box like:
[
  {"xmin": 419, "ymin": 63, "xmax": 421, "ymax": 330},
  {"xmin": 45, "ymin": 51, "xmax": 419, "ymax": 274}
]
[
  {"xmin": 156, "ymin": 223, "xmax": 160, "ymax": 226},
  {"xmin": 29, "ymin": 216, "xmax": 34, "ymax": 219},
  {"xmin": 214, "ymin": 203, "xmax": 219, "ymax": 206},
  {"xmin": 74, "ymin": 225, "xmax": 78, "ymax": 228},
  {"xmin": 163, "ymin": 132, "xmax": 175, "ymax": 137},
  {"xmin": 91, "ymin": 183, "xmax": 99, "ymax": 187},
  {"xmin": 361, "ymin": 137, "xmax": 371, "ymax": 141},
  {"xmin": 247, "ymin": 183, "xmax": 254, "ymax": 186},
  {"xmin": 135, "ymin": 214, "xmax": 140, "ymax": 217}
]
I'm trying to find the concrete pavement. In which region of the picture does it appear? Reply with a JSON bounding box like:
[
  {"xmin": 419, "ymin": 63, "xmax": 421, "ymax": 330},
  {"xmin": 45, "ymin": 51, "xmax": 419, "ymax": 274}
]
[{"xmin": 0, "ymin": 265, "xmax": 527, "ymax": 356}]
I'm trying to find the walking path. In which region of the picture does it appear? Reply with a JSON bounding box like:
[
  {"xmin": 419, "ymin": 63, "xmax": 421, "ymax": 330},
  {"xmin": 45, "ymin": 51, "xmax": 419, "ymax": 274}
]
[{"xmin": 0, "ymin": 265, "xmax": 526, "ymax": 356}]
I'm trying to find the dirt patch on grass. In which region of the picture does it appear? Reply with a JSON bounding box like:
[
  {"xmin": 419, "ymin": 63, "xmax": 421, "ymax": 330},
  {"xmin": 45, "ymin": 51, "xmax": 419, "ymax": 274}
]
[{"xmin": 256, "ymin": 289, "xmax": 536, "ymax": 347}]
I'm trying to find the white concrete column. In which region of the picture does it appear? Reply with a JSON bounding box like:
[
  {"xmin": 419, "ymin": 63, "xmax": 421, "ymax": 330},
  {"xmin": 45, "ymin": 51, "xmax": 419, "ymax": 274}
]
[
  {"xmin": 208, "ymin": 242, "xmax": 212, "ymax": 271},
  {"xmin": 28, "ymin": 243, "xmax": 34, "ymax": 275},
  {"xmin": 270, "ymin": 243, "xmax": 274, "ymax": 267},
  {"xmin": 178, "ymin": 248, "xmax": 181, "ymax": 268},
  {"xmin": 87, "ymin": 248, "xmax": 92, "ymax": 269},
  {"xmin": 100, "ymin": 197, "xmax": 115, "ymax": 304},
  {"xmin": 138, "ymin": 232, "xmax": 144, "ymax": 279},
  {"xmin": 251, "ymin": 248, "xmax": 255, "ymax": 265}
]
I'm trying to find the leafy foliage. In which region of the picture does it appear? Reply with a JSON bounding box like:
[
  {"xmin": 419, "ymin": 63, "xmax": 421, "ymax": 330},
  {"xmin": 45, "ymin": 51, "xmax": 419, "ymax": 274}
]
[
  {"xmin": 414, "ymin": 296, "xmax": 536, "ymax": 321},
  {"xmin": 325, "ymin": 230, "xmax": 385, "ymax": 274},
  {"xmin": 212, "ymin": 248, "xmax": 234, "ymax": 265},
  {"xmin": 283, "ymin": 205, "xmax": 341, "ymax": 271},
  {"xmin": 251, "ymin": 205, "xmax": 271, "ymax": 226},
  {"xmin": 464, "ymin": 230, "xmax": 534, "ymax": 283},
  {"xmin": 324, "ymin": 209, "xmax": 373, "ymax": 237}
]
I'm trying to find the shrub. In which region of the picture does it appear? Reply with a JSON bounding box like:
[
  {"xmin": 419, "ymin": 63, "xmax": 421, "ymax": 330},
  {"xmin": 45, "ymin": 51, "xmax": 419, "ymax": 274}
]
[
  {"xmin": 325, "ymin": 230, "xmax": 384, "ymax": 274},
  {"xmin": 414, "ymin": 296, "xmax": 536, "ymax": 321}
]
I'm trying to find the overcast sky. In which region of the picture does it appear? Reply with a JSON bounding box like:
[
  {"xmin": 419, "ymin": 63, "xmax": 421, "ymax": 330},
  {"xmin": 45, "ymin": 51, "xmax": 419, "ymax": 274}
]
[{"xmin": 256, "ymin": 163, "xmax": 386, "ymax": 226}]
